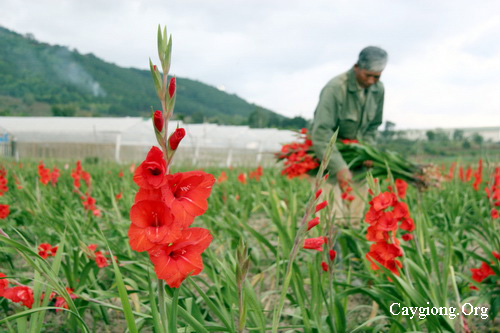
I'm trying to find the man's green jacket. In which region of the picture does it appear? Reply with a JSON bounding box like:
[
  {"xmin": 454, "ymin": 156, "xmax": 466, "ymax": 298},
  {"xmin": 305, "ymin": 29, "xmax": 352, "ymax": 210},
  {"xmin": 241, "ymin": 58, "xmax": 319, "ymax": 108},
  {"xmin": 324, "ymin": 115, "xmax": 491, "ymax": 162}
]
[{"xmin": 311, "ymin": 67, "xmax": 384, "ymax": 175}]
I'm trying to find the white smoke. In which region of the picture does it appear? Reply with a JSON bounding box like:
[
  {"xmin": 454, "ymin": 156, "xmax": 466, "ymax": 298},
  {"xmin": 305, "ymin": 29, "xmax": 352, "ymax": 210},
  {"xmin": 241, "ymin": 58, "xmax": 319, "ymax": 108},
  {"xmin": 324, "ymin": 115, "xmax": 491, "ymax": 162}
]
[{"xmin": 53, "ymin": 48, "xmax": 106, "ymax": 97}]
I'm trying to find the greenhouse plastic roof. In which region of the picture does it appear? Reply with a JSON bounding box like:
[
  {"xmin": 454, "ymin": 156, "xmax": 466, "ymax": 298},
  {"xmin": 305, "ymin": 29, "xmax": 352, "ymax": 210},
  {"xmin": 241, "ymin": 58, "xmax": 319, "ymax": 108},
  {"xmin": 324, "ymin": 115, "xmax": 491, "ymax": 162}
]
[{"xmin": 0, "ymin": 117, "xmax": 298, "ymax": 151}]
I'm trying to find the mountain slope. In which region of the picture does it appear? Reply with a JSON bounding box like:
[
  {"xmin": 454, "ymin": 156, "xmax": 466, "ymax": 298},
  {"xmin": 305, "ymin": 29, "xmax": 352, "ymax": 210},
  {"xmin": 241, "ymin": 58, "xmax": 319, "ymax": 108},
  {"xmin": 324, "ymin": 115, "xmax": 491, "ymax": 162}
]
[{"xmin": 0, "ymin": 26, "xmax": 287, "ymax": 125}]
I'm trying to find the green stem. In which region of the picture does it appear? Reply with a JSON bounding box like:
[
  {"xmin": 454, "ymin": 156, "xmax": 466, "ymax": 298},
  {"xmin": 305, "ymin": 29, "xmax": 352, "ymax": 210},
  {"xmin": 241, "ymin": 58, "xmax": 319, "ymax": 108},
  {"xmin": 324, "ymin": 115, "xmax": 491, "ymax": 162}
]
[
  {"xmin": 168, "ymin": 287, "xmax": 180, "ymax": 333},
  {"xmin": 158, "ymin": 278, "xmax": 167, "ymax": 331}
]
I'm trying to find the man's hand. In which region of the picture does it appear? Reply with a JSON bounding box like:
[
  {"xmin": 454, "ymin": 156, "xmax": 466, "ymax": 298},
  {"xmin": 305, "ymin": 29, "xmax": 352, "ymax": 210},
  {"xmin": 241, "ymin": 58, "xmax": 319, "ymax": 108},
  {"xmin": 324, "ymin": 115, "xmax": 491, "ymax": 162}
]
[{"xmin": 336, "ymin": 168, "xmax": 352, "ymax": 187}]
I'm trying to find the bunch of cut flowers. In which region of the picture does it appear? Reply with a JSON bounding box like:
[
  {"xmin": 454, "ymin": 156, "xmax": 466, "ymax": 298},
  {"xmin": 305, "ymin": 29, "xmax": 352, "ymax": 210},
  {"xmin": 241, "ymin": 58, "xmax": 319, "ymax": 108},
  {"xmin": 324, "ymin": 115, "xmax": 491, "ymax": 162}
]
[{"xmin": 276, "ymin": 128, "xmax": 433, "ymax": 188}]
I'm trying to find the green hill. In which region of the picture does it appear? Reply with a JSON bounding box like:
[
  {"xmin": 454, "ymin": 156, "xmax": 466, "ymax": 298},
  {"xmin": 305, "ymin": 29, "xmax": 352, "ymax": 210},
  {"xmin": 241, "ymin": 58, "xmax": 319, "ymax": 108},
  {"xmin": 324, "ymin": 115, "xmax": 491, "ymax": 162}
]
[{"xmin": 0, "ymin": 26, "xmax": 305, "ymax": 127}]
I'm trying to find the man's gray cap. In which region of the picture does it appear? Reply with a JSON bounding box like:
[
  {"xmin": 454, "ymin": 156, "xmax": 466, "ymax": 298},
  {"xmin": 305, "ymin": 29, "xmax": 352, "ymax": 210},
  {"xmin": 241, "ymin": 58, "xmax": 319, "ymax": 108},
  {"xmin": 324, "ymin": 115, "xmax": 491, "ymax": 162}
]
[{"xmin": 357, "ymin": 46, "xmax": 388, "ymax": 72}]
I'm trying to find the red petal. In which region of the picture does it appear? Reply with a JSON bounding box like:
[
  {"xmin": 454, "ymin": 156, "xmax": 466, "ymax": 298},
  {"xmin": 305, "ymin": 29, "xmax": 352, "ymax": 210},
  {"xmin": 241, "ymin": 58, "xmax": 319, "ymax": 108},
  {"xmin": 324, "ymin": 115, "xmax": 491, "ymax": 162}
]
[{"xmin": 128, "ymin": 224, "xmax": 155, "ymax": 252}]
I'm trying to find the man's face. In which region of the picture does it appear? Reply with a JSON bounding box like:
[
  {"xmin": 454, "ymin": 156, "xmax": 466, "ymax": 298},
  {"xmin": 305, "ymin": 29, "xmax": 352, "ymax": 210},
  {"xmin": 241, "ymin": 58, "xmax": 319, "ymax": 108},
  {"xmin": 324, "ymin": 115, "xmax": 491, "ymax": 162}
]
[{"xmin": 354, "ymin": 65, "xmax": 382, "ymax": 88}]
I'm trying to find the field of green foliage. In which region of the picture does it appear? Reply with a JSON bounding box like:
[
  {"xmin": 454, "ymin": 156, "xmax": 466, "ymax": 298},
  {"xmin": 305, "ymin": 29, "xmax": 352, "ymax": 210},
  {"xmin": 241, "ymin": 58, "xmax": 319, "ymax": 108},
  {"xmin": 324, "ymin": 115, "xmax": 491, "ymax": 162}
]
[{"xmin": 0, "ymin": 156, "xmax": 498, "ymax": 332}]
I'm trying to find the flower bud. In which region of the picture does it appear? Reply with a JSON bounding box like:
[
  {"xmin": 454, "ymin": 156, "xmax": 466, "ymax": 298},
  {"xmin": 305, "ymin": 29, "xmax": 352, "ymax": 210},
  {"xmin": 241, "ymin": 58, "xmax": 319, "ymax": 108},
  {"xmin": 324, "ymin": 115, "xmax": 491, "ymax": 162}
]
[
  {"xmin": 169, "ymin": 77, "xmax": 176, "ymax": 98},
  {"xmin": 169, "ymin": 128, "xmax": 186, "ymax": 150},
  {"xmin": 307, "ymin": 217, "xmax": 320, "ymax": 231},
  {"xmin": 315, "ymin": 200, "xmax": 328, "ymax": 213},
  {"xmin": 153, "ymin": 110, "xmax": 164, "ymax": 132}
]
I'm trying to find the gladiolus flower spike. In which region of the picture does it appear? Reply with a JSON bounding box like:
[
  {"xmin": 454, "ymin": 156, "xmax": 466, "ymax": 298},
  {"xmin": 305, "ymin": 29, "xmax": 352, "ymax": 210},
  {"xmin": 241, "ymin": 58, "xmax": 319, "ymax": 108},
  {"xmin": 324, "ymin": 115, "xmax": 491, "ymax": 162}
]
[{"xmin": 127, "ymin": 26, "xmax": 215, "ymax": 290}]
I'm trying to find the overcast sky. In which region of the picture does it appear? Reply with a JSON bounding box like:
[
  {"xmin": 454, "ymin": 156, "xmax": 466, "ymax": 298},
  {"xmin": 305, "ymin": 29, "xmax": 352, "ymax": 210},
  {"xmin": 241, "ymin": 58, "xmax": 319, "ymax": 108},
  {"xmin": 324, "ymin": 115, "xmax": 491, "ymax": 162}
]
[{"xmin": 2, "ymin": 0, "xmax": 500, "ymax": 129}]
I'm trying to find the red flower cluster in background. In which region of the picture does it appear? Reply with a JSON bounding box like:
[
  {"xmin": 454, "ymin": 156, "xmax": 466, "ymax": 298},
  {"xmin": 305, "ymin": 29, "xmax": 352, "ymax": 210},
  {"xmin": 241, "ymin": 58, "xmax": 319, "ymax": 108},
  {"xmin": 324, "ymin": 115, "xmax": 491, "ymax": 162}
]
[
  {"xmin": 217, "ymin": 171, "xmax": 227, "ymax": 183},
  {"xmin": 81, "ymin": 194, "xmax": 101, "ymax": 217},
  {"xmin": 1, "ymin": 273, "xmax": 78, "ymax": 311},
  {"xmin": 485, "ymin": 167, "xmax": 500, "ymax": 206},
  {"xmin": 129, "ymin": 145, "xmax": 215, "ymax": 288},
  {"xmin": 470, "ymin": 253, "xmax": 499, "ymax": 290},
  {"xmin": 70, "ymin": 161, "xmax": 100, "ymax": 217},
  {"xmin": 0, "ymin": 204, "xmax": 9, "ymax": 219},
  {"xmin": 38, "ymin": 162, "xmax": 60, "ymax": 186},
  {"xmin": 54, "ymin": 287, "xmax": 78, "ymax": 312},
  {"xmin": 86, "ymin": 244, "xmax": 112, "ymax": 268},
  {"xmin": 0, "ymin": 167, "xmax": 9, "ymax": 219},
  {"xmin": 38, "ymin": 243, "xmax": 58, "ymax": 259},
  {"xmin": 0, "ymin": 167, "xmax": 8, "ymax": 196},
  {"xmin": 237, "ymin": 173, "xmax": 247, "ymax": 184},
  {"xmin": 37, "ymin": 161, "xmax": 51, "ymax": 185},
  {"xmin": 51, "ymin": 167, "xmax": 60, "ymax": 186},
  {"xmin": 0, "ymin": 273, "xmax": 34, "ymax": 309},
  {"xmin": 365, "ymin": 179, "xmax": 413, "ymax": 278},
  {"xmin": 340, "ymin": 184, "xmax": 355, "ymax": 202},
  {"xmin": 275, "ymin": 129, "xmax": 319, "ymax": 179},
  {"xmin": 458, "ymin": 165, "xmax": 473, "ymax": 182},
  {"xmin": 71, "ymin": 161, "xmax": 90, "ymax": 189},
  {"xmin": 472, "ymin": 159, "xmax": 483, "ymax": 191},
  {"xmin": 249, "ymin": 166, "xmax": 263, "ymax": 181}
]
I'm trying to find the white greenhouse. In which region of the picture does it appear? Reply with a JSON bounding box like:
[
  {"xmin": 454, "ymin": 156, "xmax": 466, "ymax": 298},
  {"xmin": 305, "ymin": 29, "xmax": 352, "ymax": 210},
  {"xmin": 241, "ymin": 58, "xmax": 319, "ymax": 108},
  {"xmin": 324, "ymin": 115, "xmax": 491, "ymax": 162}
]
[{"xmin": 0, "ymin": 117, "xmax": 299, "ymax": 166}]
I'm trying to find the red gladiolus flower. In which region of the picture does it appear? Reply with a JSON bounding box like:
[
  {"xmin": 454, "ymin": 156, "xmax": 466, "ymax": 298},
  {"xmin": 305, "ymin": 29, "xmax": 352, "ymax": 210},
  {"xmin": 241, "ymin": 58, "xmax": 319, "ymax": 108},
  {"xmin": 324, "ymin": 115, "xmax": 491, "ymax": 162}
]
[
  {"xmin": 329, "ymin": 249, "xmax": 336, "ymax": 261},
  {"xmin": 128, "ymin": 200, "xmax": 181, "ymax": 252},
  {"xmin": 400, "ymin": 217, "xmax": 415, "ymax": 232},
  {"xmin": 370, "ymin": 192, "xmax": 395, "ymax": 212},
  {"xmin": 94, "ymin": 251, "xmax": 109, "ymax": 268},
  {"xmin": 366, "ymin": 245, "xmax": 403, "ymax": 276},
  {"xmin": 315, "ymin": 189, "xmax": 322, "ymax": 199},
  {"xmin": 471, "ymin": 262, "xmax": 495, "ymax": 283},
  {"xmin": 169, "ymin": 128, "xmax": 186, "ymax": 151},
  {"xmin": 162, "ymin": 171, "xmax": 215, "ymax": 228},
  {"xmin": 169, "ymin": 77, "xmax": 176, "ymax": 98},
  {"xmin": 0, "ymin": 273, "xmax": 8, "ymax": 297},
  {"xmin": 149, "ymin": 227, "xmax": 212, "ymax": 288},
  {"xmin": 133, "ymin": 146, "xmax": 167, "ymax": 189},
  {"xmin": 3, "ymin": 286, "xmax": 34, "ymax": 308},
  {"xmin": 402, "ymin": 233, "xmax": 413, "ymax": 241},
  {"xmin": 237, "ymin": 173, "xmax": 247, "ymax": 184},
  {"xmin": 315, "ymin": 200, "xmax": 328, "ymax": 213},
  {"xmin": 392, "ymin": 201, "xmax": 410, "ymax": 221},
  {"xmin": 88, "ymin": 244, "xmax": 97, "ymax": 252},
  {"xmin": 303, "ymin": 237, "xmax": 327, "ymax": 251},
  {"xmin": 81, "ymin": 171, "xmax": 91, "ymax": 187},
  {"xmin": 0, "ymin": 204, "xmax": 9, "ymax": 219},
  {"xmin": 118, "ymin": 170, "xmax": 124, "ymax": 178},
  {"xmin": 493, "ymin": 251, "xmax": 500, "ymax": 261},
  {"xmin": 321, "ymin": 261, "xmax": 329, "ymax": 272},
  {"xmin": 374, "ymin": 211, "xmax": 398, "ymax": 231},
  {"xmin": 55, "ymin": 287, "xmax": 77, "ymax": 312},
  {"xmin": 395, "ymin": 179, "xmax": 408, "ymax": 199},
  {"xmin": 249, "ymin": 166, "xmax": 263, "ymax": 181},
  {"xmin": 154, "ymin": 110, "xmax": 164, "ymax": 132},
  {"xmin": 300, "ymin": 128, "xmax": 308, "ymax": 134},
  {"xmin": 365, "ymin": 207, "xmax": 382, "ymax": 225},
  {"xmin": 0, "ymin": 168, "xmax": 8, "ymax": 196},
  {"xmin": 307, "ymin": 217, "xmax": 320, "ymax": 231},
  {"xmin": 491, "ymin": 209, "xmax": 499, "ymax": 219},
  {"xmin": 116, "ymin": 192, "xmax": 123, "ymax": 200},
  {"xmin": 366, "ymin": 226, "xmax": 389, "ymax": 242},
  {"xmin": 38, "ymin": 161, "xmax": 51, "ymax": 185},
  {"xmin": 51, "ymin": 167, "xmax": 60, "ymax": 186},
  {"xmin": 38, "ymin": 243, "xmax": 52, "ymax": 259}
]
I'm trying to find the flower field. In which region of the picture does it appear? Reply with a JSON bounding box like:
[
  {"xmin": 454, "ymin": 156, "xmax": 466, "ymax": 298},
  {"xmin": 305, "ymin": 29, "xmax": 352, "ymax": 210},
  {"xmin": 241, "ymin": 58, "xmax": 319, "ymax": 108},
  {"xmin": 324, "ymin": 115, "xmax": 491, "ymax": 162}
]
[
  {"xmin": 0, "ymin": 156, "xmax": 499, "ymax": 332},
  {"xmin": 1, "ymin": 26, "xmax": 499, "ymax": 333}
]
